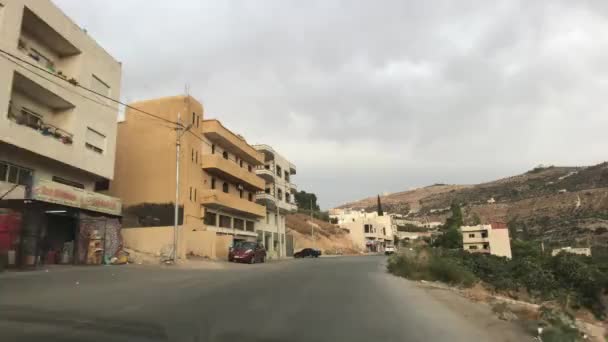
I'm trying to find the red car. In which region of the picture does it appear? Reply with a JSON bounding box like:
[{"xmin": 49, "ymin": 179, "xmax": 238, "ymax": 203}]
[{"xmin": 228, "ymin": 241, "xmax": 266, "ymax": 264}]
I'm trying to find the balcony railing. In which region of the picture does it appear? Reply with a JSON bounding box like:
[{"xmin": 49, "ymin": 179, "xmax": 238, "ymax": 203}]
[{"xmin": 7, "ymin": 104, "xmax": 73, "ymax": 145}]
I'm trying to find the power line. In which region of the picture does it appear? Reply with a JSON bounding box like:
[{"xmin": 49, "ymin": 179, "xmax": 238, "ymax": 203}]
[{"xmin": 0, "ymin": 48, "xmax": 181, "ymax": 127}]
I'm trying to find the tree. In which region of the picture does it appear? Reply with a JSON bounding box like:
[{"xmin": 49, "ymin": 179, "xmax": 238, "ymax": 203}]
[
  {"xmin": 434, "ymin": 227, "xmax": 463, "ymax": 249},
  {"xmin": 377, "ymin": 195, "xmax": 384, "ymax": 216},
  {"xmin": 294, "ymin": 191, "xmax": 320, "ymax": 211},
  {"xmin": 471, "ymin": 213, "xmax": 481, "ymax": 225},
  {"xmin": 445, "ymin": 203, "xmax": 463, "ymax": 229}
]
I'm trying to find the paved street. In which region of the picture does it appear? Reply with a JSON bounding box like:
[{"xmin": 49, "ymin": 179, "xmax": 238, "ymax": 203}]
[{"xmin": 0, "ymin": 256, "xmax": 529, "ymax": 342}]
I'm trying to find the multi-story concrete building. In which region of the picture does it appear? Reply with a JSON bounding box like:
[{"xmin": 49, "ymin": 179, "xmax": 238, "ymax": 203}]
[
  {"xmin": 253, "ymin": 144, "xmax": 297, "ymax": 259},
  {"xmin": 330, "ymin": 208, "xmax": 394, "ymax": 252},
  {"xmin": 110, "ymin": 96, "xmax": 267, "ymax": 260},
  {"xmin": 461, "ymin": 223, "xmax": 512, "ymax": 258},
  {"xmin": 0, "ymin": 0, "xmax": 123, "ymax": 267}
]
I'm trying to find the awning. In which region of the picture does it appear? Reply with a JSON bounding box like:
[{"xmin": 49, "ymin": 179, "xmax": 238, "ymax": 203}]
[{"xmin": 30, "ymin": 179, "xmax": 122, "ymax": 216}]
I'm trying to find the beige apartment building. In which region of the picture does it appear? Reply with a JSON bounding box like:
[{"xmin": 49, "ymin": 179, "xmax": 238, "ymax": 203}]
[
  {"xmin": 253, "ymin": 144, "xmax": 297, "ymax": 259},
  {"xmin": 330, "ymin": 208, "xmax": 394, "ymax": 252},
  {"xmin": 0, "ymin": 0, "xmax": 123, "ymax": 268},
  {"xmin": 110, "ymin": 95, "xmax": 268, "ymax": 260},
  {"xmin": 461, "ymin": 223, "xmax": 512, "ymax": 259}
]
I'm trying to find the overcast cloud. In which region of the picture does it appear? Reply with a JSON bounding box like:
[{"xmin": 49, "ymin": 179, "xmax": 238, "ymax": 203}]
[{"xmin": 54, "ymin": 0, "xmax": 608, "ymax": 209}]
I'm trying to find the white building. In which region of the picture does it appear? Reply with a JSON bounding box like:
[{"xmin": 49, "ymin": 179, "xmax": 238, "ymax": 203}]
[
  {"xmin": 0, "ymin": 0, "xmax": 123, "ymax": 267},
  {"xmin": 330, "ymin": 208, "xmax": 394, "ymax": 252},
  {"xmin": 253, "ymin": 144, "xmax": 297, "ymax": 259},
  {"xmin": 461, "ymin": 223, "xmax": 512, "ymax": 259}
]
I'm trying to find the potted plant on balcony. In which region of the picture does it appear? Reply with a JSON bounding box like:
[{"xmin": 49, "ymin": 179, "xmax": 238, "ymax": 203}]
[
  {"xmin": 41, "ymin": 125, "xmax": 52, "ymax": 136},
  {"xmin": 68, "ymin": 78, "xmax": 79, "ymax": 86},
  {"xmin": 53, "ymin": 130, "xmax": 62, "ymax": 139},
  {"xmin": 57, "ymin": 71, "xmax": 67, "ymax": 80},
  {"xmin": 62, "ymin": 136, "xmax": 73, "ymax": 145}
]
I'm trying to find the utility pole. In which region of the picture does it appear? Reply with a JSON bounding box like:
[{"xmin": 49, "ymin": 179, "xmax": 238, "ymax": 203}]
[
  {"xmin": 173, "ymin": 112, "xmax": 192, "ymax": 262},
  {"xmin": 310, "ymin": 198, "xmax": 315, "ymax": 250},
  {"xmin": 276, "ymin": 211, "xmax": 280, "ymax": 259}
]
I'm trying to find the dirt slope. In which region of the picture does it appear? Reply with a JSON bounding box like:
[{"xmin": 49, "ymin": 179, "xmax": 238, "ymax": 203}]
[{"xmin": 286, "ymin": 214, "xmax": 361, "ymax": 254}]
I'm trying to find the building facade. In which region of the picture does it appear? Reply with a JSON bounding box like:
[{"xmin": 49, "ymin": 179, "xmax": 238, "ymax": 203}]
[
  {"xmin": 0, "ymin": 0, "xmax": 123, "ymax": 267},
  {"xmin": 253, "ymin": 144, "xmax": 297, "ymax": 259},
  {"xmin": 461, "ymin": 223, "xmax": 512, "ymax": 258},
  {"xmin": 110, "ymin": 96, "xmax": 268, "ymax": 260},
  {"xmin": 330, "ymin": 208, "xmax": 394, "ymax": 252}
]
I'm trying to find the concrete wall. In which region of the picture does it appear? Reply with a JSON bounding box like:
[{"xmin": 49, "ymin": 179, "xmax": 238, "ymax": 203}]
[
  {"xmin": 490, "ymin": 227, "xmax": 512, "ymax": 259},
  {"xmin": 215, "ymin": 235, "xmax": 232, "ymax": 260},
  {"xmin": 121, "ymin": 226, "xmax": 186, "ymax": 259},
  {"xmin": 185, "ymin": 229, "xmax": 216, "ymax": 258},
  {"xmin": 0, "ymin": 0, "xmax": 122, "ymax": 180}
]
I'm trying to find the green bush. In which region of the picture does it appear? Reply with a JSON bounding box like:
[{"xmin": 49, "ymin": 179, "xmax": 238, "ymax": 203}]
[{"xmin": 428, "ymin": 257, "xmax": 476, "ymax": 287}]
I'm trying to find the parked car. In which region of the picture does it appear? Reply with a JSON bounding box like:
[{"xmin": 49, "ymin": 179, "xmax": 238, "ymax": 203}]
[
  {"xmin": 228, "ymin": 241, "xmax": 266, "ymax": 264},
  {"xmin": 384, "ymin": 246, "xmax": 396, "ymax": 255},
  {"xmin": 294, "ymin": 248, "xmax": 321, "ymax": 258}
]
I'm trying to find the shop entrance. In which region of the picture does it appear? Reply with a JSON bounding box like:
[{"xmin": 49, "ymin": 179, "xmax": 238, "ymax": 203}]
[{"xmin": 41, "ymin": 210, "xmax": 77, "ymax": 265}]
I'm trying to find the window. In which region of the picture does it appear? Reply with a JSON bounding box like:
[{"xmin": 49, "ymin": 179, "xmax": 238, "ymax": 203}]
[
  {"xmin": 248, "ymin": 165, "xmax": 252, "ymax": 172},
  {"xmin": 194, "ymin": 188, "xmax": 197, "ymax": 201},
  {"xmin": 85, "ymin": 127, "xmax": 106, "ymax": 154},
  {"xmin": 211, "ymin": 178, "xmax": 216, "ymax": 190},
  {"xmin": 481, "ymin": 231, "xmax": 488, "ymax": 238},
  {"xmin": 265, "ymin": 164, "xmax": 270, "ymax": 170},
  {"xmin": 52, "ymin": 176, "xmax": 84, "ymax": 189},
  {"xmin": 234, "ymin": 218, "xmax": 244, "ymax": 230},
  {"xmin": 469, "ymin": 245, "xmax": 478, "ymax": 250},
  {"xmin": 222, "ymin": 182, "xmax": 229, "ymax": 193},
  {"xmin": 246, "ymin": 221, "xmax": 255, "ymax": 232},
  {"xmin": 364, "ymin": 224, "xmax": 371, "ymax": 233},
  {"xmin": 0, "ymin": 162, "xmax": 32, "ymax": 186},
  {"xmin": 189, "ymin": 187, "xmax": 192, "ymax": 201},
  {"xmin": 196, "ymin": 151, "xmax": 198, "ymax": 163},
  {"xmin": 204, "ymin": 210, "xmax": 217, "ymax": 226},
  {"xmin": 222, "ymin": 151, "xmax": 228, "ymax": 160},
  {"xmin": 192, "ymin": 112, "xmax": 196, "ymax": 126},
  {"xmin": 286, "ymin": 193, "xmax": 291, "ymax": 203},
  {"xmin": 277, "ymin": 189, "xmax": 283, "ymax": 200},
  {"xmin": 265, "ymin": 188, "xmax": 271, "ymax": 194},
  {"xmin": 248, "ymin": 192, "xmax": 253, "ymax": 202},
  {"xmin": 211, "ymin": 144, "xmax": 215, "ymax": 154},
  {"xmin": 483, "ymin": 244, "xmax": 489, "ymax": 250},
  {"xmin": 219, "ymin": 215, "xmax": 231, "ymax": 228},
  {"xmin": 468, "ymin": 233, "xmax": 475, "ymax": 238},
  {"xmin": 94, "ymin": 179, "xmax": 109, "ymax": 191},
  {"xmin": 239, "ymin": 189, "xmax": 243, "ymax": 198},
  {"xmin": 191, "ymin": 149, "xmax": 194, "ymax": 161},
  {"xmin": 239, "ymin": 160, "xmax": 243, "ymax": 168},
  {"xmin": 276, "ymin": 165, "xmax": 282, "ymax": 177},
  {"xmin": 91, "ymin": 75, "xmax": 110, "ymax": 96},
  {"xmin": 285, "ymin": 171, "xmax": 290, "ymax": 182}
]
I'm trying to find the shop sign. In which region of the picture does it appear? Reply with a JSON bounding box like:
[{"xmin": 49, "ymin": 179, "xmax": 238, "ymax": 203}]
[
  {"xmin": 31, "ymin": 179, "xmax": 82, "ymax": 208},
  {"xmin": 30, "ymin": 179, "xmax": 122, "ymax": 216},
  {"xmin": 82, "ymin": 192, "xmax": 121, "ymax": 216}
]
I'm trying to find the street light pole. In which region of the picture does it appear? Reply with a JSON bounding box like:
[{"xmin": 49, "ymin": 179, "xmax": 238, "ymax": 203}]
[
  {"xmin": 310, "ymin": 198, "xmax": 314, "ymax": 250},
  {"xmin": 173, "ymin": 112, "xmax": 192, "ymax": 262}
]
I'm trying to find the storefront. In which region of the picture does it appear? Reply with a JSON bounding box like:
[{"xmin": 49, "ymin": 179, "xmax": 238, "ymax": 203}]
[{"xmin": 0, "ymin": 179, "xmax": 122, "ymax": 268}]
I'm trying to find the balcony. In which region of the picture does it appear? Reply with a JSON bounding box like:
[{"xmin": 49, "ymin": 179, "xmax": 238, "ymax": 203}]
[
  {"xmin": 463, "ymin": 236, "xmax": 489, "ymax": 244},
  {"xmin": 202, "ymin": 120, "xmax": 264, "ymax": 166},
  {"xmin": 277, "ymin": 200, "xmax": 298, "ymax": 213},
  {"xmin": 255, "ymin": 168, "xmax": 275, "ymax": 182},
  {"xmin": 289, "ymin": 162, "xmax": 297, "ymax": 175},
  {"xmin": 202, "ymin": 154, "xmax": 264, "ymax": 191},
  {"xmin": 201, "ymin": 189, "xmax": 265, "ymax": 218},
  {"xmin": 8, "ymin": 104, "xmax": 73, "ymax": 145},
  {"xmin": 253, "ymin": 144, "xmax": 275, "ymax": 162},
  {"xmin": 289, "ymin": 182, "xmax": 297, "ymax": 192},
  {"xmin": 255, "ymin": 192, "xmax": 276, "ymax": 210}
]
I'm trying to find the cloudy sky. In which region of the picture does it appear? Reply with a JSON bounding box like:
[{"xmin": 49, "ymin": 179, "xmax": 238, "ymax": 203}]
[{"xmin": 54, "ymin": 0, "xmax": 608, "ymax": 209}]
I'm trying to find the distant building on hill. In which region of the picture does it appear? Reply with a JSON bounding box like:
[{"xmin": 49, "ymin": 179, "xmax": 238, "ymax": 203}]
[
  {"xmin": 461, "ymin": 223, "xmax": 512, "ymax": 259},
  {"xmin": 551, "ymin": 247, "xmax": 591, "ymax": 257},
  {"xmin": 329, "ymin": 208, "xmax": 395, "ymax": 253}
]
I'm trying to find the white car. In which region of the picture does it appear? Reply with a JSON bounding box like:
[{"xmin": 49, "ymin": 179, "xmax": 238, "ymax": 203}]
[{"xmin": 384, "ymin": 246, "xmax": 396, "ymax": 255}]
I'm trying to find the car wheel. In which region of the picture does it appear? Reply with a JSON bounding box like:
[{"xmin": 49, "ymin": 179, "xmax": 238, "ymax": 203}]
[{"xmin": 250, "ymin": 256, "xmax": 256, "ymax": 264}]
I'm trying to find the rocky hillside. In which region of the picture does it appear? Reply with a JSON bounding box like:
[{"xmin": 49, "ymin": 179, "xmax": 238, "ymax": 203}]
[
  {"xmin": 286, "ymin": 214, "xmax": 361, "ymax": 254},
  {"xmin": 337, "ymin": 163, "xmax": 608, "ymax": 248}
]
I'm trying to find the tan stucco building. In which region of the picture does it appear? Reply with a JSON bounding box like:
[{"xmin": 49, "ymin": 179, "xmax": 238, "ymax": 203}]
[
  {"xmin": 110, "ymin": 95, "xmax": 269, "ymax": 259},
  {"xmin": 253, "ymin": 144, "xmax": 297, "ymax": 259},
  {"xmin": 461, "ymin": 223, "xmax": 512, "ymax": 259},
  {"xmin": 0, "ymin": 0, "xmax": 123, "ymax": 267}
]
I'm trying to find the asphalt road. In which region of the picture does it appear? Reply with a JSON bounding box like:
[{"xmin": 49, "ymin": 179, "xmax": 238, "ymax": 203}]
[{"xmin": 0, "ymin": 256, "xmax": 529, "ymax": 342}]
